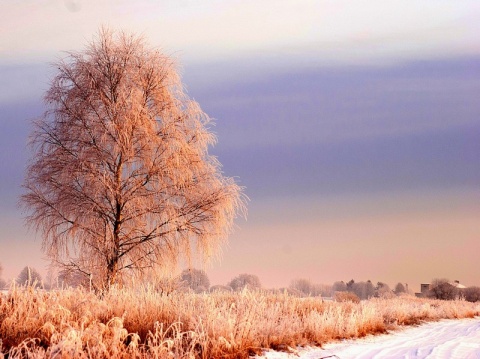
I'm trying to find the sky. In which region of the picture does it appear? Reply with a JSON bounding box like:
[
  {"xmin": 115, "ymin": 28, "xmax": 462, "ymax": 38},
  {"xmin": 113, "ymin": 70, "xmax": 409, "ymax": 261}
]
[{"xmin": 0, "ymin": 1, "xmax": 479, "ymax": 292}]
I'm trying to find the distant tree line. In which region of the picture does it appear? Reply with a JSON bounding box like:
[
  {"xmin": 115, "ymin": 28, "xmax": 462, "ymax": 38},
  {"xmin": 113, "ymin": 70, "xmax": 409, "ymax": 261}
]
[
  {"xmin": 330, "ymin": 279, "xmax": 409, "ymax": 301},
  {"xmin": 2, "ymin": 263, "xmax": 480, "ymax": 304},
  {"xmin": 0, "ymin": 265, "xmax": 44, "ymax": 289}
]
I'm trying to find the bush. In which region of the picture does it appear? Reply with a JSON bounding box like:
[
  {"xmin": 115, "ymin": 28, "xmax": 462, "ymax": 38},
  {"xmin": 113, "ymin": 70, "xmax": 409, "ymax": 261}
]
[
  {"xmin": 334, "ymin": 291, "xmax": 360, "ymax": 303},
  {"xmin": 428, "ymin": 279, "xmax": 458, "ymax": 300},
  {"xmin": 209, "ymin": 285, "xmax": 232, "ymax": 293},
  {"xmin": 464, "ymin": 287, "xmax": 480, "ymax": 302}
]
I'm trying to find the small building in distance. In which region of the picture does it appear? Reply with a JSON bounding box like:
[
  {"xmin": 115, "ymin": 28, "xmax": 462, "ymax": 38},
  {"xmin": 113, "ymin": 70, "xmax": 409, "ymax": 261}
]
[
  {"xmin": 415, "ymin": 283, "xmax": 430, "ymax": 298},
  {"xmin": 415, "ymin": 280, "xmax": 466, "ymax": 298},
  {"xmin": 452, "ymin": 280, "xmax": 466, "ymax": 289}
]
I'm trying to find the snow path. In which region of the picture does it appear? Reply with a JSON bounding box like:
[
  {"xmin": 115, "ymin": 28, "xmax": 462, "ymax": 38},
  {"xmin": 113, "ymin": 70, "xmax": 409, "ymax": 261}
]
[{"xmin": 258, "ymin": 318, "xmax": 480, "ymax": 359}]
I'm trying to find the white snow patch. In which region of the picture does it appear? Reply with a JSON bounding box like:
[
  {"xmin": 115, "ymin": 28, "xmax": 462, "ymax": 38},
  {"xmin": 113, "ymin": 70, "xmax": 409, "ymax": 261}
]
[{"xmin": 257, "ymin": 318, "xmax": 480, "ymax": 359}]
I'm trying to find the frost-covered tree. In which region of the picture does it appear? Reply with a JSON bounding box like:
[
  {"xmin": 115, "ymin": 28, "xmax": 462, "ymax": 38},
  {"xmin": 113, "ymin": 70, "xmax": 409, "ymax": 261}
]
[
  {"xmin": 312, "ymin": 283, "xmax": 333, "ymax": 297},
  {"xmin": 394, "ymin": 282, "xmax": 406, "ymax": 295},
  {"xmin": 22, "ymin": 28, "xmax": 245, "ymax": 290},
  {"xmin": 346, "ymin": 279, "xmax": 355, "ymax": 291},
  {"xmin": 289, "ymin": 279, "xmax": 330, "ymax": 297},
  {"xmin": 332, "ymin": 281, "xmax": 347, "ymax": 292},
  {"xmin": 351, "ymin": 281, "xmax": 375, "ymax": 300},
  {"xmin": 365, "ymin": 280, "xmax": 376, "ymax": 298},
  {"xmin": 289, "ymin": 278, "xmax": 314, "ymax": 296},
  {"xmin": 17, "ymin": 266, "xmax": 42, "ymax": 287},
  {"xmin": 180, "ymin": 268, "xmax": 210, "ymax": 293},
  {"xmin": 375, "ymin": 282, "xmax": 394, "ymax": 298},
  {"xmin": 228, "ymin": 273, "xmax": 261, "ymax": 291}
]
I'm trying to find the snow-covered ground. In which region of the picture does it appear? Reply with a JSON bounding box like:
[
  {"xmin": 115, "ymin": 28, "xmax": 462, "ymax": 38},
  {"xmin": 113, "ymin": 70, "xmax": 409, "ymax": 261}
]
[{"xmin": 258, "ymin": 318, "xmax": 480, "ymax": 359}]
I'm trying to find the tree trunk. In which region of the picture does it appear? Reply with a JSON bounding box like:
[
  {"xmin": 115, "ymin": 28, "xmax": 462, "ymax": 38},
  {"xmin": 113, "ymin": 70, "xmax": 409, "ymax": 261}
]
[{"xmin": 106, "ymin": 257, "xmax": 118, "ymax": 288}]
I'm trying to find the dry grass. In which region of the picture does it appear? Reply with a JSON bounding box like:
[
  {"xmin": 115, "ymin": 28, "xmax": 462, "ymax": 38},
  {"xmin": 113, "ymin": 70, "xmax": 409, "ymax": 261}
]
[{"xmin": 1, "ymin": 286, "xmax": 479, "ymax": 358}]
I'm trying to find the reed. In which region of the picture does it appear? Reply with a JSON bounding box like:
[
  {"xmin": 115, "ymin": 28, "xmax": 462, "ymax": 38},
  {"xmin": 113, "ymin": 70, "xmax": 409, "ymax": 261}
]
[{"xmin": 1, "ymin": 285, "xmax": 479, "ymax": 358}]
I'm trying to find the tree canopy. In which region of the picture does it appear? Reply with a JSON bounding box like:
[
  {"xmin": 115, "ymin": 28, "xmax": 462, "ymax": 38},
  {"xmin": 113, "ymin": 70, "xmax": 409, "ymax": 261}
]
[
  {"xmin": 17, "ymin": 266, "xmax": 43, "ymax": 287},
  {"xmin": 22, "ymin": 28, "xmax": 245, "ymax": 290},
  {"xmin": 228, "ymin": 273, "xmax": 261, "ymax": 291},
  {"xmin": 180, "ymin": 268, "xmax": 210, "ymax": 293}
]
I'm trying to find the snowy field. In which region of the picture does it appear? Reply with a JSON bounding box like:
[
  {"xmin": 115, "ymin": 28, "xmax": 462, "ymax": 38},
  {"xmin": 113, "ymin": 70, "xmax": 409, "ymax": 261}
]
[{"xmin": 259, "ymin": 317, "xmax": 480, "ymax": 359}]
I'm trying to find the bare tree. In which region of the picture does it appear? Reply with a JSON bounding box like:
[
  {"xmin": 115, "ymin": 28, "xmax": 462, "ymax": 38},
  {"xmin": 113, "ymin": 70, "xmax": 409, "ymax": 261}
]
[
  {"xmin": 228, "ymin": 273, "xmax": 261, "ymax": 291},
  {"xmin": 464, "ymin": 286, "xmax": 480, "ymax": 303},
  {"xmin": 428, "ymin": 278, "xmax": 458, "ymax": 300},
  {"xmin": 17, "ymin": 266, "xmax": 43, "ymax": 287},
  {"xmin": 22, "ymin": 28, "xmax": 245, "ymax": 290},
  {"xmin": 180, "ymin": 268, "xmax": 210, "ymax": 293}
]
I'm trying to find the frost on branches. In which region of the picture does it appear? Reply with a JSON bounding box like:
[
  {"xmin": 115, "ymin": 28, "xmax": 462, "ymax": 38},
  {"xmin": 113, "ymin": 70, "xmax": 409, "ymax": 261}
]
[{"xmin": 22, "ymin": 28, "xmax": 246, "ymax": 290}]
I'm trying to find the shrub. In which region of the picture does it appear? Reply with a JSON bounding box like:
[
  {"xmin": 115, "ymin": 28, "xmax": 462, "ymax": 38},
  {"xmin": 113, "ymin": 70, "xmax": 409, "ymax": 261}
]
[
  {"xmin": 209, "ymin": 285, "xmax": 232, "ymax": 293},
  {"xmin": 428, "ymin": 279, "xmax": 459, "ymax": 300},
  {"xmin": 0, "ymin": 287, "xmax": 479, "ymax": 357},
  {"xmin": 464, "ymin": 286, "xmax": 480, "ymax": 302},
  {"xmin": 334, "ymin": 291, "xmax": 360, "ymax": 303}
]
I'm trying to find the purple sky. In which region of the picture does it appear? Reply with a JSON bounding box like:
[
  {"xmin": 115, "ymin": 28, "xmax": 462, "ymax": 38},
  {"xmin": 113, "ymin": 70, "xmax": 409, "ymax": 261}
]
[{"xmin": 0, "ymin": 1, "xmax": 479, "ymax": 291}]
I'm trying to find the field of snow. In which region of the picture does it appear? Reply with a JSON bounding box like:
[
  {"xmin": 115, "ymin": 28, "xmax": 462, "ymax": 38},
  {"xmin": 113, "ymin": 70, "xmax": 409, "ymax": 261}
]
[{"xmin": 259, "ymin": 317, "xmax": 480, "ymax": 359}]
